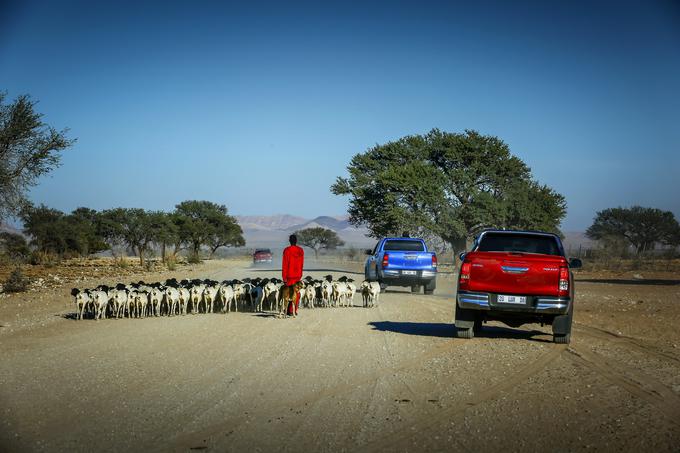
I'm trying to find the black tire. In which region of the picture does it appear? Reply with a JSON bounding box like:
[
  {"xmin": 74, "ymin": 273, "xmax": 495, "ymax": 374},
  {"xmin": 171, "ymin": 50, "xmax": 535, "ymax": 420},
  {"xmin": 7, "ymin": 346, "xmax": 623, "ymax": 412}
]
[
  {"xmin": 379, "ymin": 281, "xmax": 387, "ymax": 292},
  {"xmin": 411, "ymin": 285, "xmax": 420, "ymax": 293},
  {"xmin": 554, "ymin": 333, "xmax": 571, "ymax": 344},
  {"xmin": 423, "ymin": 279, "xmax": 436, "ymax": 295},
  {"xmin": 473, "ymin": 317, "xmax": 483, "ymax": 334},
  {"xmin": 456, "ymin": 327, "xmax": 474, "ymax": 339}
]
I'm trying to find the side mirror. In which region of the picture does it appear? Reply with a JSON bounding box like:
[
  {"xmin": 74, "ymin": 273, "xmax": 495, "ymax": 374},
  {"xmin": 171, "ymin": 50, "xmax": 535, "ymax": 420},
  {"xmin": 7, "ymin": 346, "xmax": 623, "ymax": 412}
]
[
  {"xmin": 459, "ymin": 252, "xmax": 466, "ymax": 262},
  {"xmin": 365, "ymin": 249, "xmax": 373, "ymax": 255},
  {"xmin": 569, "ymin": 258, "xmax": 582, "ymax": 269}
]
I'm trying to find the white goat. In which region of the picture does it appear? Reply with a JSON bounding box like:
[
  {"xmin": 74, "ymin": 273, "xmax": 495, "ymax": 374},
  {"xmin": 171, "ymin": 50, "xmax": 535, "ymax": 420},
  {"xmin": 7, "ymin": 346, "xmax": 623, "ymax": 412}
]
[
  {"xmin": 361, "ymin": 281, "xmax": 381, "ymax": 308},
  {"xmin": 320, "ymin": 280, "xmax": 332, "ymax": 307},
  {"xmin": 90, "ymin": 290, "xmax": 109, "ymax": 320},
  {"xmin": 149, "ymin": 287, "xmax": 165, "ymax": 317},
  {"xmin": 178, "ymin": 287, "xmax": 191, "ymax": 315},
  {"xmin": 219, "ymin": 284, "xmax": 236, "ymax": 313},
  {"xmin": 71, "ymin": 288, "xmax": 92, "ymax": 320},
  {"xmin": 203, "ymin": 284, "xmax": 219, "ymax": 314},
  {"xmin": 190, "ymin": 284, "xmax": 205, "ymax": 314},
  {"xmin": 165, "ymin": 287, "xmax": 180, "ymax": 316}
]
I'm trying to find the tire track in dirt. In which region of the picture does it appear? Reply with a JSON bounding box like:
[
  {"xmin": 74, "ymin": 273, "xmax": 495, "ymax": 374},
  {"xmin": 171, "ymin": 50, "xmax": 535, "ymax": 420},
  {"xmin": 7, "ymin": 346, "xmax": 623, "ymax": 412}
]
[
  {"xmin": 171, "ymin": 321, "xmax": 460, "ymax": 451},
  {"xmin": 167, "ymin": 313, "xmax": 325, "ymax": 451},
  {"xmin": 364, "ymin": 299, "xmax": 472, "ymax": 453},
  {"xmin": 573, "ymin": 322, "xmax": 680, "ymax": 364},
  {"xmin": 361, "ymin": 344, "xmax": 567, "ymax": 453},
  {"xmin": 564, "ymin": 345, "xmax": 680, "ymax": 428}
]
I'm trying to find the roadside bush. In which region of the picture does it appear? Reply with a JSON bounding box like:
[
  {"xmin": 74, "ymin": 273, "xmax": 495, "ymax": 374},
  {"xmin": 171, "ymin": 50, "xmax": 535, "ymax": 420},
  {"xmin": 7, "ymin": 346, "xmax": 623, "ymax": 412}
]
[
  {"xmin": 28, "ymin": 250, "xmax": 60, "ymax": 267},
  {"xmin": 166, "ymin": 256, "xmax": 177, "ymax": 271},
  {"xmin": 187, "ymin": 253, "xmax": 202, "ymax": 264},
  {"xmin": 113, "ymin": 256, "xmax": 129, "ymax": 269},
  {"xmin": 3, "ymin": 267, "xmax": 30, "ymax": 293}
]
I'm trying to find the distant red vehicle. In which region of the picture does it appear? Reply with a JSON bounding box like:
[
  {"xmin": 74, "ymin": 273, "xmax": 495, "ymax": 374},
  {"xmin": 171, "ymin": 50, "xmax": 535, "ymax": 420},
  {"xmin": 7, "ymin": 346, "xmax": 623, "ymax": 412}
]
[{"xmin": 253, "ymin": 248, "xmax": 273, "ymax": 263}]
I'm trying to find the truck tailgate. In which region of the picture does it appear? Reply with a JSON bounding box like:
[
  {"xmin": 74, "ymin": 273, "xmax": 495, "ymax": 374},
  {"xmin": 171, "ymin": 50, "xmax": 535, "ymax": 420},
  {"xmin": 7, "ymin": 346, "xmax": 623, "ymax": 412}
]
[
  {"xmin": 465, "ymin": 251, "xmax": 567, "ymax": 296},
  {"xmin": 387, "ymin": 251, "xmax": 434, "ymax": 269}
]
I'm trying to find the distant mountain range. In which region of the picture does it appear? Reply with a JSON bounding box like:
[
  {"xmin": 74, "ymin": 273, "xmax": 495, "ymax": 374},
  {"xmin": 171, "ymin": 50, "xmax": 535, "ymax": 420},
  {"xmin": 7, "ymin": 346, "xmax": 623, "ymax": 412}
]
[
  {"xmin": 234, "ymin": 215, "xmax": 597, "ymax": 252},
  {"xmin": 235, "ymin": 214, "xmax": 374, "ymax": 249}
]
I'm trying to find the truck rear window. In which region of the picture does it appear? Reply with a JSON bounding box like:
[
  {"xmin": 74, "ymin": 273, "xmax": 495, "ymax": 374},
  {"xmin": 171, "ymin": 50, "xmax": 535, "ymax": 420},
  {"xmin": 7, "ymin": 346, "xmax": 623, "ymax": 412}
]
[
  {"xmin": 477, "ymin": 233, "xmax": 561, "ymax": 256},
  {"xmin": 383, "ymin": 240, "xmax": 425, "ymax": 252}
]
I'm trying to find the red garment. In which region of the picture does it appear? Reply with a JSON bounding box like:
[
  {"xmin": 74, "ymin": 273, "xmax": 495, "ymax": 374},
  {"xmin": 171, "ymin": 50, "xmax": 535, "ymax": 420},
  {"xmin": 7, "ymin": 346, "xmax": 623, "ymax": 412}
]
[{"xmin": 282, "ymin": 245, "xmax": 304, "ymax": 286}]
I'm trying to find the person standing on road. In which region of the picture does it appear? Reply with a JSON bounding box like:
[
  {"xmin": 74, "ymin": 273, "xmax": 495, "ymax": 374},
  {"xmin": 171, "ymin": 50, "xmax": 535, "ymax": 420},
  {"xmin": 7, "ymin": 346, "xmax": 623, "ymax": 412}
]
[{"xmin": 282, "ymin": 234, "xmax": 305, "ymax": 316}]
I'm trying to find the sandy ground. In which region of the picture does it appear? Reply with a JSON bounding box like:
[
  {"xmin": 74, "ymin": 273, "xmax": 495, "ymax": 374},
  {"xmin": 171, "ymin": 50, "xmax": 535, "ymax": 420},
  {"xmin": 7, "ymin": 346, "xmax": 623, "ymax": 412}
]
[{"xmin": 1, "ymin": 259, "xmax": 679, "ymax": 452}]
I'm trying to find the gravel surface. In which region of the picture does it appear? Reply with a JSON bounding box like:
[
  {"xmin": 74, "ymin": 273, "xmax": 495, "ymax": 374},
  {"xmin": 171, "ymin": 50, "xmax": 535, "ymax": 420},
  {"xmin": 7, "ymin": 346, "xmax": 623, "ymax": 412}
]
[{"xmin": 1, "ymin": 260, "xmax": 679, "ymax": 452}]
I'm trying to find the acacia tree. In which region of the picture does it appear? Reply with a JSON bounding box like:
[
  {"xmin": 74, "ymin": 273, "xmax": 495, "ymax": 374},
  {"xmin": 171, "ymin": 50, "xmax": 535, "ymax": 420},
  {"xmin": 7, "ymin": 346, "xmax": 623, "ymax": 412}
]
[
  {"xmin": 295, "ymin": 227, "xmax": 344, "ymax": 259},
  {"xmin": 0, "ymin": 93, "xmax": 75, "ymax": 220},
  {"xmin": 331, "ymin": 129, "xmax": 566, "ymax": 251},
  {"xmin": 0, "ymin": 232, "xmax": 30, "ymax": 261},
  {"xmin": 147, "ymin": 211, "xmax": 178, "ymax": 262},
  {"xmin": 206, "ymin": 218, "xmax": 245, "ymax": 257},
  {"xmin": 99, "ymin": 208, "xmax": 155, "ymax": 265},
  {"xmin": 174, "ymin": 200, "xmax": 244, "ymax": 260},
  {"xmin": 19, "ymin": 204, "xmax": 107, "ymax": 257},
  {"xmin": 586, "ymin": 206, "xmax": 680, "ymax": 255}
]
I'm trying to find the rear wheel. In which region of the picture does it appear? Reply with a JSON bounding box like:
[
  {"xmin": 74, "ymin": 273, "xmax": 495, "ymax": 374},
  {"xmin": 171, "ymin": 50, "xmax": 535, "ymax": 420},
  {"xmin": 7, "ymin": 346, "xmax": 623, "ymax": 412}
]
[
  {"xmin": 456, "ymin": 327, "xmax": 474, "ymax": 339},
  {"xmin": 411, "ymin": 285, "xmax": 420, "ymax": 293},
  {"xmin": 553, "ymin": 333, "xmax": 571, "ymax": 344},
  {"xmin": 424, "ymin": 279, "xmax": 436, "ymax": 295},
  {"xmin": 473, "ymin": 317, "xmax": 483, "ymax": 334}
]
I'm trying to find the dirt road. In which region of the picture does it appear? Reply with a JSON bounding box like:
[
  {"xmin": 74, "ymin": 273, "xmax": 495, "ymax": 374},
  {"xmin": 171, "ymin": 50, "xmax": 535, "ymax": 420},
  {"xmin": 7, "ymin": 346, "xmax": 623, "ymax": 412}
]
[{"xmin": 1, "ymin": 260, "xmax": 679, "ymax": 452}]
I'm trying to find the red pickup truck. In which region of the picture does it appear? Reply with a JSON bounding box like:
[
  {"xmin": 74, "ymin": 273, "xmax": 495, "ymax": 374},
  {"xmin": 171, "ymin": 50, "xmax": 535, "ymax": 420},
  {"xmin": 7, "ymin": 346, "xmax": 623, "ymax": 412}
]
[{"xmin": 455, "ymin": 230, "xmax": 582, "ymax": 343}]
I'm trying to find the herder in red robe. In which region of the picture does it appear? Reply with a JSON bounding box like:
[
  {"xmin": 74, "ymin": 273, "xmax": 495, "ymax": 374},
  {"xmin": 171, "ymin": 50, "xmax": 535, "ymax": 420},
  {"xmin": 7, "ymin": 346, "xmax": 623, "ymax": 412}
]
[{"xmin": 282, "ymin": 234, "xmax": 304, "ymax": 316}]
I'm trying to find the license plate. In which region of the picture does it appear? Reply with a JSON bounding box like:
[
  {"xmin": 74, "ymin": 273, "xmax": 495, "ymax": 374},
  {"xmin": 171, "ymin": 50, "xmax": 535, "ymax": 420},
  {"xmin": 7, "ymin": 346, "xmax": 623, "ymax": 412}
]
[
  {"xmin": 402, "ymin": 270, "xmax": 417, "ymax": 275},
  {"xmin": 498, "ymin": 295, "xmax": 526, "ymax": 304}
]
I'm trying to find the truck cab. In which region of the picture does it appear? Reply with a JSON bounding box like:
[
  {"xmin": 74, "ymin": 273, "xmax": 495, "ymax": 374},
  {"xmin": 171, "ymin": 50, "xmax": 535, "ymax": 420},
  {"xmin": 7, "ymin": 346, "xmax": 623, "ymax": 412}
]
[{"xmin": 365, "ymin": 237, "xmax": 438, "ymax": 294}]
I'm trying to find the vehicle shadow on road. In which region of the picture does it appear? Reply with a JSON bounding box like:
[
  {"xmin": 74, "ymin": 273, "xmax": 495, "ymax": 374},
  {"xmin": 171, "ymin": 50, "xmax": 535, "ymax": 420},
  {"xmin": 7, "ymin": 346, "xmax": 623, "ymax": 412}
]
[
  {"xmin": 368, "ymin": 321, "xmax": 455, "ymax": 338},
  {"xmin": 369, "ymin": 321, "xmax": 552, "ymax": 342},
  {"xmin": 474, "ymin": 326, "xmax": 553, "ymax": 343}
]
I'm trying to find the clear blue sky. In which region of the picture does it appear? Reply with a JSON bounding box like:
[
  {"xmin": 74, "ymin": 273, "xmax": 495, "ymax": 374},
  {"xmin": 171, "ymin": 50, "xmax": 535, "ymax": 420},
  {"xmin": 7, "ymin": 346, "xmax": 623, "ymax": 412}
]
[{"xmin": 1, "ymin": 0, "xmax": 679, "ymax": 231}]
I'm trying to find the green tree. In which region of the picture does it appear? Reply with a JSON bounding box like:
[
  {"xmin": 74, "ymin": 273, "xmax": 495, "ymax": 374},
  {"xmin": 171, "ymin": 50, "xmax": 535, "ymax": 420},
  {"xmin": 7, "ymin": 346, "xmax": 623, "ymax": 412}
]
[
  {"xmin": 586, "ymin": 206, "xmax": 680, "ymax": 255},
  {"xmin": 174, "ymin": 200, "xmax": 244, "ymax": 260},
  {"xmin": 19, "ymin": 204, "xmax": 107, "ymax": 257},
  {"xmin": 99, "ymin": 208, "xmax": 155, "ymax": 265},
  {"xmin": 0, "ymin": 93, "xmax": 75, "ymax": 220},
  {"xmin": 147, "ymin": 211, "xmax": 179, "ymax": 262},
  {"xmin": 295, "ymin": 227, "xmax": 345, "ymax": 259},
  {"xmin": 19, "ymin": 204, "xmax": 68, "ymax": 254},
  {"xmin": 206, "ymin": 216, "xmax": 245, "ymax": 257},
  {"xmin": 0, "ymin": 231, "xmax": 30, "ymax": 261},
  {"xmin": 331, "ymin": 129, "xmax": 566, "ymax": 251},
  {"xmin": 66, "ymin": 207, "xmax": 108, "ymax": 255}
]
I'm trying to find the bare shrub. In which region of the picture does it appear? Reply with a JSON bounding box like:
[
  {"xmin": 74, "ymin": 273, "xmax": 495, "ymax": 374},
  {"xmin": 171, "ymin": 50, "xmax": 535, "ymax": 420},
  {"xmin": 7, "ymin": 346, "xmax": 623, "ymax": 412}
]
[{"xmin": 3, "ymin": 267, "xmax": 29, "ymax": 293}]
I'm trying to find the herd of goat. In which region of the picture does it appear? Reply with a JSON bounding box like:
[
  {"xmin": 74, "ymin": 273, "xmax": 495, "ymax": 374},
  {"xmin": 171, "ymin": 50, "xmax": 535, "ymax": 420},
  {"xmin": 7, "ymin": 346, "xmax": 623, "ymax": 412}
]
[{"xmin": 70, "ymin": 275, "xmax": 382, "ymax": 320}]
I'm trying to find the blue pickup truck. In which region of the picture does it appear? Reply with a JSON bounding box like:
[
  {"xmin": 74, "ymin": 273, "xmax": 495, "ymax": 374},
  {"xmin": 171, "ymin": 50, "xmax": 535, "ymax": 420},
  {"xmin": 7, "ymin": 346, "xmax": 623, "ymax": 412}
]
[{"xmin": 364, "ymin": 237, "xmax": 438, "ymax": 294}]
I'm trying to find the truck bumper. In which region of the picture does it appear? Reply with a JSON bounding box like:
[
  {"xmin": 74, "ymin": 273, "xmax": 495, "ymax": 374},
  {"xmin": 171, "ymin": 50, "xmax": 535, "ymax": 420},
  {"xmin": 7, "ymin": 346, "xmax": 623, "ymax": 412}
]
[
  {"xmin": 381, "ymin": 269, "xmax": 436, "ymax": 286},
  {"xmin": 457, "ymin": 290, "xmax": 570, "ymax": 315}
]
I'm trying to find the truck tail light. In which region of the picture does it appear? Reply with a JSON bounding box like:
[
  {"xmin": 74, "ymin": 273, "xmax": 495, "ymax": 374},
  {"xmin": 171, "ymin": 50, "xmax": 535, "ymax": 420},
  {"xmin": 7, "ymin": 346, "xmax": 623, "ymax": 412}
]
[
  {"xmin": 432, "ymin": 255, "xmax": 438, "ymax": 268},
  {"xmin": 459, "ymin": 261, "xmax": 471, "ymax": 290},
  {"xmin": 382, "ymin": 253, "xmax": 389, "ymax": 268},
  {"xmin": 558, "ymin": 266, "xmax": 569, "ymax": 296}
]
